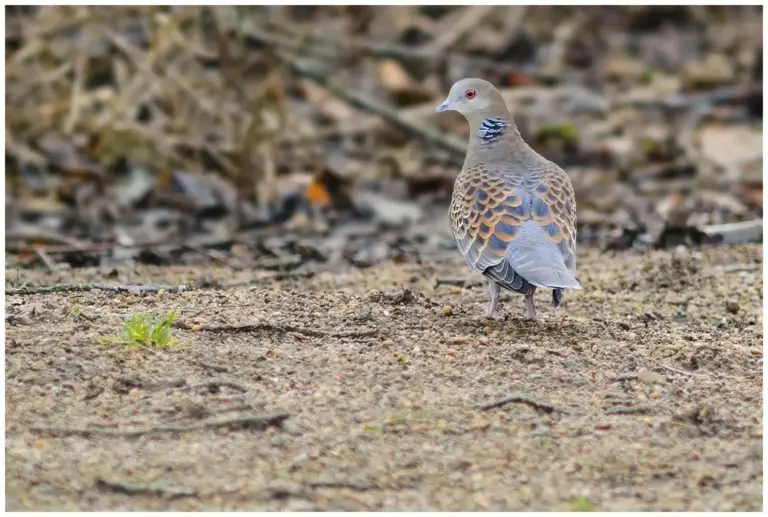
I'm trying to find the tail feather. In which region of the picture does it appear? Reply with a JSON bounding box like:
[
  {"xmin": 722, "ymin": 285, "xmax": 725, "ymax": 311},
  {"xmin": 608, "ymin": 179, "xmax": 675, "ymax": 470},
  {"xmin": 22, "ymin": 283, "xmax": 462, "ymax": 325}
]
[{"xmin": 507, "ymin": 225, "xmax": 582, "ymax": 290}]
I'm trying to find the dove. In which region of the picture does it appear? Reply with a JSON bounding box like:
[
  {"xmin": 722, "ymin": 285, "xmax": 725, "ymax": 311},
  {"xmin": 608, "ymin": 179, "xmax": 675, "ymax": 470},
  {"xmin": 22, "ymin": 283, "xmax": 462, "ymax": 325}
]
[{"xmin": 436, "ymin": 78, "xmax": 581, "ymax": 321}]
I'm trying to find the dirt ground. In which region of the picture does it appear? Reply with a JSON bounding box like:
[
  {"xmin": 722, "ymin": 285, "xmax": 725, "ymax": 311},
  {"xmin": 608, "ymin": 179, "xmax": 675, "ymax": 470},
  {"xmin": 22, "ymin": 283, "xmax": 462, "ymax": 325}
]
[{"xmin": 5, "ymin": 244, "xmax": 763, "ymax": 511}]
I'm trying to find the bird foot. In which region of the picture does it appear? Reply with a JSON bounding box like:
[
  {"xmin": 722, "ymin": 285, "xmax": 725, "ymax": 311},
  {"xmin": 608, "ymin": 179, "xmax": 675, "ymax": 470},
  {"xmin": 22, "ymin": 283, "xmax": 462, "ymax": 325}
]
[
  {"xmin": 523, "ymin": 296, "xmax": 537, "ymax": 322},
  {"xmin": 484, "ymin": 310, "xmax": 506, "ymax": 321}
]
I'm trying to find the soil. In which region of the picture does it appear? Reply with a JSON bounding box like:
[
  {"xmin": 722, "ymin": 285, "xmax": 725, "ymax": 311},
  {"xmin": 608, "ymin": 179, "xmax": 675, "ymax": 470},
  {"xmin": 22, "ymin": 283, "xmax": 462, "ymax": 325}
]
[{"xmin": 5, "ymin": 244, "xmax": 763, "ymax": 511}]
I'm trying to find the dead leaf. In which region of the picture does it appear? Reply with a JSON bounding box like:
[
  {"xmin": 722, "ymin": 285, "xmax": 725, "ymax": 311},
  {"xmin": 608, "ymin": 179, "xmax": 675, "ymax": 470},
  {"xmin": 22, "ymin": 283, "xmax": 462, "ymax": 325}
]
[
  {"xmin": 378, "ymin": 59, "xmax": 413, "ymax": 92},
  {"xmin": 301, "ymin": 80, "xmax": 356, "ymax": 120}
]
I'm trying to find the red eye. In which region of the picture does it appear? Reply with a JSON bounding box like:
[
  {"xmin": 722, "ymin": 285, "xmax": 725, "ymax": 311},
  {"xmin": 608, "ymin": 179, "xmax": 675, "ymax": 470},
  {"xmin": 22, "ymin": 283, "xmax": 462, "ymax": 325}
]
[{"xmin": 465, "ymin": 89, "xmax": 476, "ymax": 99}]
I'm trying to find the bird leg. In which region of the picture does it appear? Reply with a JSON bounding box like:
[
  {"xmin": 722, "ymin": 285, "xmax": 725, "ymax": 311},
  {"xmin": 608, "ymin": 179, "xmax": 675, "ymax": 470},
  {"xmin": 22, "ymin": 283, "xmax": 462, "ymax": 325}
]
[
  {"xmin": 524, "ymin": 291, "xmax": 537, "ymax": 321},
  {"xmin": 484, "ymin": 280, "xmax": 505, "ymax": 320}
]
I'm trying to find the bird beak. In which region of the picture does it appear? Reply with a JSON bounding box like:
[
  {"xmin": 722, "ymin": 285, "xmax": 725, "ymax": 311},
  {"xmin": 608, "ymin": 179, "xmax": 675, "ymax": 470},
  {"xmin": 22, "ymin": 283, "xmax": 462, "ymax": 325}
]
[{"xmin": 435, "ymin": 99, "xmax": 452, "ymax": 113}]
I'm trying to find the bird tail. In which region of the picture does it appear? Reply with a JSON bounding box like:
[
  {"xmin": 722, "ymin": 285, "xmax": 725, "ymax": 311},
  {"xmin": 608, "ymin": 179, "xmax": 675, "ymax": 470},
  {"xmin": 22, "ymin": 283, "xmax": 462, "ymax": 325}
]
[
  {"xmin": 508, "ymin": 246, "xmax": 582, "ymax": 290},
  {"xmin": 507, "ymin": 222, "xmax": 582, "ymax": 291}
]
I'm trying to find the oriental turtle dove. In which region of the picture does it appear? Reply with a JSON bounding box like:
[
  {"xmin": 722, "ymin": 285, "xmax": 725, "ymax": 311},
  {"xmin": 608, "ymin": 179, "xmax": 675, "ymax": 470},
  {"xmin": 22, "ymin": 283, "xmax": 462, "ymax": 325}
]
[{"xmin": 436, "ymin": 78, "xmax": 581, "ymax": 321}]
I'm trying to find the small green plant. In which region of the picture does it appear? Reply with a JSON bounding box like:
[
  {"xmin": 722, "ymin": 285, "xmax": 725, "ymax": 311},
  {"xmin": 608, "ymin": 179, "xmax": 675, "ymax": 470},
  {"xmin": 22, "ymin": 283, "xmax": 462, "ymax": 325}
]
[
  {"xmin": 566, "ymin": 496, "xmax": 596, "ymax": 512},
  {"xmin": 99, "ymin": 311, "xmax": 178, "ymax": 349},
  {"xmin": 71, "ymin": 304, "xmax": 83, "ymax": 316}
]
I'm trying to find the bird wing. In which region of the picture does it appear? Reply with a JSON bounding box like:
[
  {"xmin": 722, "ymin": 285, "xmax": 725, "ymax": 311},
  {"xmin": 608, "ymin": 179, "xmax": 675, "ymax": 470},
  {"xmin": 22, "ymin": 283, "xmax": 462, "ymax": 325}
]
[{"xmin": 450, "ymin": 162, "xmax": 580, "ymax": 291}]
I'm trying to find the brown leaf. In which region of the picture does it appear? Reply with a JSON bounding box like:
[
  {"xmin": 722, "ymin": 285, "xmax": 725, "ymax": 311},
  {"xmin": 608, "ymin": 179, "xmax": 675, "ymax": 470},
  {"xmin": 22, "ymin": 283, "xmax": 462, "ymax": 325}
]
[
  {"xmin": 301, "ymin": 80, "xmax": 356, "ymax": 120},
  {"xmin": 377, "ymin": 59, "xmax": 413, "ymax": 92}
]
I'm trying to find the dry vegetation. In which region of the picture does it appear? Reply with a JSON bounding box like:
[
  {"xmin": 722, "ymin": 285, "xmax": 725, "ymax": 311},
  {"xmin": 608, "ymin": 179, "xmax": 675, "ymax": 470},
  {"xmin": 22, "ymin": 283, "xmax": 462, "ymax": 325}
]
[{"xmin": 5, "ymin": 5, "xmax": 763, "ymax": 267}]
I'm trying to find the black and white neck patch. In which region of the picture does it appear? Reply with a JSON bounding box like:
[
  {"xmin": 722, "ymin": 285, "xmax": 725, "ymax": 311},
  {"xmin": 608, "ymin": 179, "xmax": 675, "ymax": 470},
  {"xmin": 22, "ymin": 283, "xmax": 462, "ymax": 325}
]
[{"xmin": 477, "ymin": 117, "xmax": 507, "ymax": 147}]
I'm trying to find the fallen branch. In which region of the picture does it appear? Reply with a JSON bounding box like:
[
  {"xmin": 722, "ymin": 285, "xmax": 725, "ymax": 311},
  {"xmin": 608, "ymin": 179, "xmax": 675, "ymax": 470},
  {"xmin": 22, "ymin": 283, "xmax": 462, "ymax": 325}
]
[
  {"xmin": 6, "ymin": 283, "xmax": 192, "ymax": 296},
  {"xmin": 424, "ymin": 6, "xmax": 498, "ymax": 54},
  {"xmin": 174, "ymin": 320, "xmax": 378, "ymax": 339},
  {"xmin": 5, "ymin": 227, "xmax": 90, "ymax": 249},
  {"xmin": 30, "ymin": 411, "xmax": 290, "ymax": 437},
  {"xmin": 35, "ymin": 248, "xmax": 57, "ymax": 272},
  {"xmin": 96, "ymin": 478, "xmax": 196, "ymax": 499},
  {"xmin": 244, "ymin": 28, "xmax": 557, "ymax": 83},
  {"xmin": 273, "ymin": 49, "xmax": 467, "ymax": 158},
  {"xmin": 605, "ymin": 405, "xmax": 654, "ymax": 415},
  {"xmin": 614, "ymin": 83, "xmax": 763, "ymax": 111},
  {"xmin": 703, "ymin": 219, "xmax": 763, "ymax": 245},
  {"xmin": 721, "ymin": 264, "xmax": 761, "ymax": 274},
  {"xmin": 190, "ymin": 380, "xmax": 248, "ymax": 393},
  {"xmin": 7, "ymin": 271, "xmax": 316, "ymax": 297},
  {"xmin": 308, "ymin": 478, "xmax": 380, "ymax": 492},
  {"xmin": 475, "ymin": 393, "xmax": 562, "ymax": 414}
]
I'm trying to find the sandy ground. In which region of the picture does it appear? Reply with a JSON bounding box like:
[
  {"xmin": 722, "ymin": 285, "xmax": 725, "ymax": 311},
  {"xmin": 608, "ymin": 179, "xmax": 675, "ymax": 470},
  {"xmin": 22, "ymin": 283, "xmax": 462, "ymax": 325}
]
[{"xmin": 5, "ymin": 244, "xmax": 763, "ymax": 511}]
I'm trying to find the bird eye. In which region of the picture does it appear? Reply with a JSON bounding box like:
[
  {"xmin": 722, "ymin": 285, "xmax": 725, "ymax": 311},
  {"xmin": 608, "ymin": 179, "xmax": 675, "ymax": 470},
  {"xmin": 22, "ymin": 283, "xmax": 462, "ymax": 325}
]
[{"xmin": 465, "ymin": 89, "xmax": 477, "ymax": 99}]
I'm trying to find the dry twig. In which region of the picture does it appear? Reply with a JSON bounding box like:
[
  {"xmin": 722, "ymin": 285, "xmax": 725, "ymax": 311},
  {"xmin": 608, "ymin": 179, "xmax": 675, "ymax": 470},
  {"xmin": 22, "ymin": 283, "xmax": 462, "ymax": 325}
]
[
  {"xmin": 30, "ymin": 411, "xmax": 290, "ymax": 437},
  {"xmin": 605, "ymin": 405, "xmax": 654, "ymax": 415},
  {"xmin": 96, "ymin": 478, "xmax": 196, "ymax": 499},
  {"xmin": 424, "ymin": 6, "xmax": 498, "ymax": 53},
  {"xmin": 475, "ymin": 393, "xmax": 563, "ymax": 414},
  {"xmin": 34, "ymin": 248, "xmax": 57, "ymax": 272},
  {"xmin": 6, "ymin": 283, "xmax": 192, "ymax": 296},
  {"xmin": 308, "ymin": 478, "xmax": 380, "ymax": 492},
  {"xmin": 273, "ymin": 50, "xmax": 467, "ymax": 158},
  {"xmin": 174, "ymin": 320, "xmax": 378, "ymax": 339},
  {"xmin": 190, "ymin": 380, "xmax": 248, "ymax": 393}
]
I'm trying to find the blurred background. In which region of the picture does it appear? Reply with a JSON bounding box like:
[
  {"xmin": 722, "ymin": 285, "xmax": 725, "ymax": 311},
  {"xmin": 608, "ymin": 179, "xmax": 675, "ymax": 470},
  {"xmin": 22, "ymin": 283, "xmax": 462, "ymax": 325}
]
[{"xmin": 5, "ymin": 5, "xmax": 763, "ymax": 273}]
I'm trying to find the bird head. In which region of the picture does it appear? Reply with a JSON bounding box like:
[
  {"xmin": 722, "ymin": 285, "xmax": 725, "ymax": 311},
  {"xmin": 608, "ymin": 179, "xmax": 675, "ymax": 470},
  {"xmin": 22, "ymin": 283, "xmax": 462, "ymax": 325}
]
[{"xmin": 435, "ymin": 78, "xmax": 510, "ymax": 123}]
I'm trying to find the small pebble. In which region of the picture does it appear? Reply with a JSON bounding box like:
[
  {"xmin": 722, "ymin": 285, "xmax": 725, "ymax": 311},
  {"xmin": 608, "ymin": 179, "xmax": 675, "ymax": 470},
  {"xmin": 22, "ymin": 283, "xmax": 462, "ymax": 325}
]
[
  {"xmin": 442, "ymin": 306, "xmax": 453, "ymax": 316},
  {"xmin": 725, "ymin": 301, "xmax": 740, "ymax": 315},
  {"xmin": 638, "ymin": 368, "xmax": 667, "ymax": 386}
]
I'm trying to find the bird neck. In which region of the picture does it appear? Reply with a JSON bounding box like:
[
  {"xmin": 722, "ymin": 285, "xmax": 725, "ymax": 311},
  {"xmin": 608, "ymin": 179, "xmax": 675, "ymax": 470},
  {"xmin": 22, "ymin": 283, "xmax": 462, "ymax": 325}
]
[{"xmin": 466, "ymin": 114, "xmax": 529, "ymax": 163}]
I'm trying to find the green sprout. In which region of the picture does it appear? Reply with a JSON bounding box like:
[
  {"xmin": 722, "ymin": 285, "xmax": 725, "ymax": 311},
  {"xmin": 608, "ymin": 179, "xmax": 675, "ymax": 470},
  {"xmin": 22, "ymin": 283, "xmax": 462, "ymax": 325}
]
[
  {"xmin": 566, "ymin": 496, "xmax": 596, "ymax": 512},
  {"xmin": 99, "ymin": 311, "xmax": 178, "ymax": 349}
]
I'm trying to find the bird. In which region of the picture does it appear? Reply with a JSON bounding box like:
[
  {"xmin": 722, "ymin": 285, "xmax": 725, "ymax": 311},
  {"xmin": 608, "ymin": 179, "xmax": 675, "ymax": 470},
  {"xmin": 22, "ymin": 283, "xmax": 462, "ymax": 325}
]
[{"xmin": 435, "ymin": 78, "xmax": 581, "ymax": 322}]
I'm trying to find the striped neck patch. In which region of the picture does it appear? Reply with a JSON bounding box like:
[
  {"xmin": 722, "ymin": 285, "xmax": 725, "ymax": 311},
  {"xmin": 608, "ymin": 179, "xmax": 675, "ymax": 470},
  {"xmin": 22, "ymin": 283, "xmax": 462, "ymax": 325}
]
[{"xmin": 477, "ymin": 117, "xmax": 507, "ymax": 147}]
